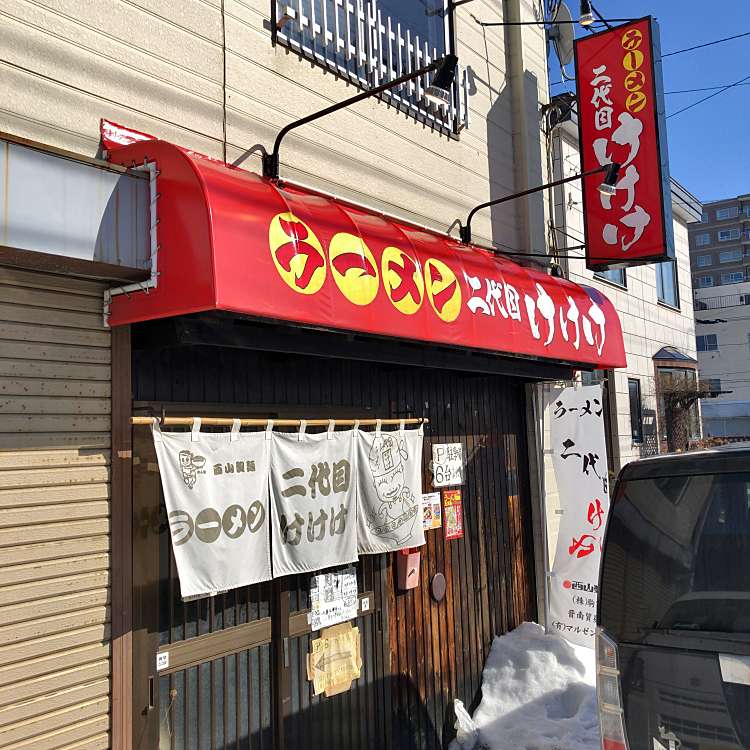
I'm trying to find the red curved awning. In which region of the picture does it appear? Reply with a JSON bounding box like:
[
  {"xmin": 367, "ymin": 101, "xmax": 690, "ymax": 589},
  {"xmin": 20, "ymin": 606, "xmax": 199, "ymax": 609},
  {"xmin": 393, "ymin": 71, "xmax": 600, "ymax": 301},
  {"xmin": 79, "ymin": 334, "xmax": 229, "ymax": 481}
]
[{"xmin": 106, "ymin": 136, "xmax": 625, "ymax": 369}]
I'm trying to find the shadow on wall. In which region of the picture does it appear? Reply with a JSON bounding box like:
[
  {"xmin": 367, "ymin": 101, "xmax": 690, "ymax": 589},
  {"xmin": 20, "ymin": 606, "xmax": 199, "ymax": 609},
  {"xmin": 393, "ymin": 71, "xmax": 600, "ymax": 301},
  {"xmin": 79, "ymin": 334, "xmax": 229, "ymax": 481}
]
[
  {"xmin": 94, "ymin": 169, "xmax": 151, "ymax": 270},
  {"xmin": 284, "ymin": 673, "xmax": 445, "ymax": 750},
  {"xmin": 468, "ymin": 24, "xmax": 546, "ymax": 255}
]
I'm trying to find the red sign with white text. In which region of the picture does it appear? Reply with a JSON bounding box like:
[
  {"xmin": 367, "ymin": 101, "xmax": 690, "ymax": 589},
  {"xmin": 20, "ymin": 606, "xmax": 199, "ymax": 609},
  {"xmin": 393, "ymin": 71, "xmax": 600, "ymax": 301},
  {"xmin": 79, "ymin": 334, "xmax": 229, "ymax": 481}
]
[
  {"xmin": 575, "ymin": 18, "xmax": 674, "ymax": 270},
  {"xmin": 103, "ymin": 130, "xmax": 626, "ymax": 369}
]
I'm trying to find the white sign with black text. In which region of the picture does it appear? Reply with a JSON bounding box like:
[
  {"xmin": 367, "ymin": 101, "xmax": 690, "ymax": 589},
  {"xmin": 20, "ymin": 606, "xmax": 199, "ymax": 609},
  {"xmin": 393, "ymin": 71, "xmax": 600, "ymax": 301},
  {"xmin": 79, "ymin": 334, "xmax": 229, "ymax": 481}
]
[
  {"xmin": 151, "ymin": 419, "xmax": 272, "ymax": 600},
  {"xmin": 544, "ymin": 384, "xmax": 610, "ymax": 648},
  {"xmin": 431, "ymin": 443, "xmax": 463, "ymax": 487},
  {"xmin": 308, "ymin": 567, "xmax": 359, "ymax": 631},
  {"xmin": 270, "ymin": 430, "xmax": 358, "ymax": 577}
]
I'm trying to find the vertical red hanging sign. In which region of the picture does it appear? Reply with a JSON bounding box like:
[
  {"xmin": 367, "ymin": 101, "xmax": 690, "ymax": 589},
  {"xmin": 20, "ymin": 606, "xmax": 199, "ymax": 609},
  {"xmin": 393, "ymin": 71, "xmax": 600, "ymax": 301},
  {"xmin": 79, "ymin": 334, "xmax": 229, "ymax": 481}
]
[{"xmin": 575, "ymin": 17, "xmax": 675, "ymax": 270}]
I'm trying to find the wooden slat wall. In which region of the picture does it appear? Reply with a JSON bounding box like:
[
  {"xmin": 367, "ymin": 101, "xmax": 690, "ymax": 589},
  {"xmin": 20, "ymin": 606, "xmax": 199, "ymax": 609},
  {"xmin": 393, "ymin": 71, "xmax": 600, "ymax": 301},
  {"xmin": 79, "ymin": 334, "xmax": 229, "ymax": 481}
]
[
  {"xmin": 133, "ymin": 343, "xmax": 538, "ymax": 749},
  {"xmin": 0, "ymin": 267, "xmax": 111, "ymax": 750}
]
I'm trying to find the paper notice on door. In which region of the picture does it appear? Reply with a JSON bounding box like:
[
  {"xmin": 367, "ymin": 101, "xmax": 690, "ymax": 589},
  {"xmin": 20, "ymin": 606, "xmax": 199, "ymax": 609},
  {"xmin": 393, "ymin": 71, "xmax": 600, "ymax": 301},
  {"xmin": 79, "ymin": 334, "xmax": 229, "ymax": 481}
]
[{"xmin": 306, "ymin": 622, "xmax": 362, "ymax": 697}]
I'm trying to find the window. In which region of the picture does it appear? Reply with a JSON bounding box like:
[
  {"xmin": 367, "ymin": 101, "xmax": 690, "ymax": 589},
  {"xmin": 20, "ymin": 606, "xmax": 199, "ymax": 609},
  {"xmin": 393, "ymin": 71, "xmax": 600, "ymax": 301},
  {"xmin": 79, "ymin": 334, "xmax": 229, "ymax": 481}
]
[
  {"xmin": 696, "ymin": 334, "xmax": 718, "ymax": 352},
  {"xmin": 656, "ymin": 260, "xmax": 679, "ymax": 307},
  {"xmin": 594, "ymin": 268, "xmax": 626, "ymax": 287},
  {"xmin": 657, "ymin": 367, "xmax": 700, "ymax": 443},
  {"xmin": 704, "ymin": 377, "xmax": 721, "ymax": 393},
  {"xmin": 744, "ymin": 206, "xmax": 750, "ymax": 218},
  {"xmin": 719, "ymin": 228, "xmax": 741, "ymax": 241},
  {"xmin": 274, "ymin": 0, "xmax": 466, "ymax": 133},
  {"xmin": 716, "ymin": 206, "xmax": 739, "ymax": 220},
  {"xmin": 581, "ymin": 369, "xmax": 606, "ymax": 386},
  {"xmin": 721, "ymin": 271, "xmax": 744, "ymax": 284},
  {"xmin": 600, "ymin": 472, "xmax": 750, "ymax": 643},
  {"xmin": 697, "ymin": 275, "xmax": 714, "ymax": 287},
  {"xmin": 700, "ymin": 211, "xmax": 709, "ymax": 223},
  {"xmin": 628, "ymin": 379, "xmax": 643, "ymax": 443},
  {"xmin": 719, "ymin": 248, "xmax": 742, "ymax": 263},
  {"xmin": 696, "ymin": 254, "xmax": 712, "ymax": 268},
  {"xmin": 377, "ymin": 0, "xmax": 446, "ymax": 53},
  {"xmin": 695, "ymin": 233, "xmax": 711, "ymax": 246}
]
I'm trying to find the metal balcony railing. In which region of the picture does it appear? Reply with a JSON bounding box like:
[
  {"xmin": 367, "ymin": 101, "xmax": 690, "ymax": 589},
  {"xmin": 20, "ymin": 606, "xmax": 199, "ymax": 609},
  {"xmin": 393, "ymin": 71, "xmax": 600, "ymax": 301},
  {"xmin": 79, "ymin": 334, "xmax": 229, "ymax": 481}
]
[
  {"xmin": 694, "ymin": 292, "xmax": 750, "ymax": 311},
  {"xmin": 274, "ymin": 0, "xmax": 470, "ymax": 134}
]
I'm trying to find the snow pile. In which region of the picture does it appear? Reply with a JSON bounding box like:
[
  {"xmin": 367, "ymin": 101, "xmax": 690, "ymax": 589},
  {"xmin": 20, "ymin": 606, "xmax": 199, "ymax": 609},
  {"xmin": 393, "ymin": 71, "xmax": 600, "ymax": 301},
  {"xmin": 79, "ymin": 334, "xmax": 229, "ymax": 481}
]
[{"xmin": 453, "ymin": 622, "xmax": 600, "ymax": 750}]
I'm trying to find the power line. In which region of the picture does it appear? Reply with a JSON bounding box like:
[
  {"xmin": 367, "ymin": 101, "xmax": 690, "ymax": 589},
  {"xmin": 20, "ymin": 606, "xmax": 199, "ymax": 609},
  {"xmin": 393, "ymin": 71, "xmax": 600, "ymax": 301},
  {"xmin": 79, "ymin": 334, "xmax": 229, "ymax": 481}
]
[
  {"xmin": 549, "ymin": 80, "xmax": 750, "ymax": 95},
  {"xmin": 549, "ymin": 29, "xmax": 750, "ymax": 88},
  {"xmin": 665, "ymin": 82, "xmax": 750, "ymax": 95},
  {"xmin": 667, "ymin": 72, "xmax": 750, "ymax": 119},
  {"xmin": 554, "ymin": 225, "xmax": 587, "ymax": 245},
  {"xmin": 661, "ymin": 30, "xmax": 750, "ymax": 58}
]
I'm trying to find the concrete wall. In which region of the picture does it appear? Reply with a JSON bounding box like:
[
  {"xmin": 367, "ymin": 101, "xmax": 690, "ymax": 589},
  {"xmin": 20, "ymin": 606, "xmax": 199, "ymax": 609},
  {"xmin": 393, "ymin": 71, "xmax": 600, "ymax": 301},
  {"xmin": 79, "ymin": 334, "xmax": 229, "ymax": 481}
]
[
  {"xmin": 694, "ymin": 280, "xmax": 750, "ymax": 404},
  {"xmin": 552, "ymin": 125, "xmax": 699, "ymax": 467},
  {"xmin": 694, "ymin": 280, "xmax": 750, "ymax": 438},
  {"xmin": 0, "ymin": 0, "xmax": 552, "ymax": 253}
]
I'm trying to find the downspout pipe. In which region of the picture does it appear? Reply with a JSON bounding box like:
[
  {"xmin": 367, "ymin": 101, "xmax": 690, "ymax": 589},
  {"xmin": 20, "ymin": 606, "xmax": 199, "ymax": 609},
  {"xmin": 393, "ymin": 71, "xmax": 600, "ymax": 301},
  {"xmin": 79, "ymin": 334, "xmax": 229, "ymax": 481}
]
[{"xmin": 504, "ymin": 0, "xmax": 548, "ymax": 264}]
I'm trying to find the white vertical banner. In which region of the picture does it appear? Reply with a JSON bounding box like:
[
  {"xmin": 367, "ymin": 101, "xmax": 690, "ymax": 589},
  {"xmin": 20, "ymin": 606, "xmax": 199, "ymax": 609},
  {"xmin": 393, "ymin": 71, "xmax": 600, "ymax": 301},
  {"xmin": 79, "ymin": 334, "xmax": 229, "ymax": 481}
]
[
  {"xmin": 543, "ymin": 384, "xmax": 610, "ymax": 647},
  {"xmin": 151, "ymin": 421, "xmax": 272, "ymax": 599},
  {"xmin": 357, "ymin": 426, "xmax": 425, "ymax": 553},
  {"xmin": 270, "ymin": 427, "xmax": 358, "ymax": 576}
]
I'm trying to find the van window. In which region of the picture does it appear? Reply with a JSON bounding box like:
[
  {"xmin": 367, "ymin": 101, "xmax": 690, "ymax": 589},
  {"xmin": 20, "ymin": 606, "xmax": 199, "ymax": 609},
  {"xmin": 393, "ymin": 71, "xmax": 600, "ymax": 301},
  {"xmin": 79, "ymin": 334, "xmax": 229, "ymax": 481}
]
[{"xmin": 600, "ymin": 472, "xmax": 750, "ymax": 643}]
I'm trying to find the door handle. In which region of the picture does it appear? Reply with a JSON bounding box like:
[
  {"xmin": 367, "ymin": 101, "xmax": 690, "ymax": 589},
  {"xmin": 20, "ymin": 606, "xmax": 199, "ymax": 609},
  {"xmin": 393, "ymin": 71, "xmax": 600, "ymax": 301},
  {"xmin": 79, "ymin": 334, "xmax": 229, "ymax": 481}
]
[{"xmin": 148, "ymin": 675, "xmax": 155, "ymax": 712}]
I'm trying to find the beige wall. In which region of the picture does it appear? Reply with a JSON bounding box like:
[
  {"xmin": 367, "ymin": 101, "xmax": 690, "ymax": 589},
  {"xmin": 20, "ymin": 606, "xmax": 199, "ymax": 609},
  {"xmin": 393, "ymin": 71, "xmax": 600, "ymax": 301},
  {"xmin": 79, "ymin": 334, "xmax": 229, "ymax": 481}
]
[
  {"xmin": 0, "ymin": 2, "xmax": 556, "ymax": 746},
  {"xmin": 552, "ymin": 126, "xmax": 699, "ymax": 467},
  {"xmin": 0, "ymin": 0, "xmax": 552, "ymax": 252}
]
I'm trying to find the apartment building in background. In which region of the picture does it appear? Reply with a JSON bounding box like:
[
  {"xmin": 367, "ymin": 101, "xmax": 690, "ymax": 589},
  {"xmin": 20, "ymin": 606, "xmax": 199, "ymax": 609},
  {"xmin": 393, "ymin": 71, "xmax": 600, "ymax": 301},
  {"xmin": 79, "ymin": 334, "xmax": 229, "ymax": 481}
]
[
  {"xmin": 690, "ymin": 195, "xmax": 750, "ymax": 292},
  {"xmin": 690, "ymin": 194, "xmax": 750, "ymax": 437},
  {"xmin": 550, "ymin": 97, "xmax": 702, "ymax": 465}
]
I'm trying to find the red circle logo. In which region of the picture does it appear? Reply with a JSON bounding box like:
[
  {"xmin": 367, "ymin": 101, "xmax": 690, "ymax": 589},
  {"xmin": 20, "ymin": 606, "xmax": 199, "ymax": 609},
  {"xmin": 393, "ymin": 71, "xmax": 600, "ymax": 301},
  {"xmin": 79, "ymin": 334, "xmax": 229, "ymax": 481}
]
[{"xmin": 563, "ymin": 580, "xmax": 572, "ymax": 589}]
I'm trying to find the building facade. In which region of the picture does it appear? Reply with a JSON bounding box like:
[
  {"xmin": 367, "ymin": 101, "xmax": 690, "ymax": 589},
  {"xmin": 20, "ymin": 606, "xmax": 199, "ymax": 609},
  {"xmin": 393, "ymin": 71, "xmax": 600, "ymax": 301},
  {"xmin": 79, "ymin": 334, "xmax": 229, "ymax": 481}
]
[
  {"xmin": 690, "ymin": 195, "xmax": 750, "ymax": 292},
  {"xmin": 0, "ymin": 3, "xmax": 631, "ymax": 750},
  {"xmin": 689, "ymin": 194, "xmax": 750, "ymax": 438},
  {"xmin": 551, "ymin": 109, "xmax": 702, "ymax": 466}
]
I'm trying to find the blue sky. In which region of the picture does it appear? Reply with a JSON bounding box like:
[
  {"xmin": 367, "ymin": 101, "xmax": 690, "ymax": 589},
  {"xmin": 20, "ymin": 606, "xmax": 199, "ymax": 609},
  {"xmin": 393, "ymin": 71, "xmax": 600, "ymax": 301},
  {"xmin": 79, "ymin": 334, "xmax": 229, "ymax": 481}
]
[{"xmin": 550, "ymin": 1, "xmax": 750, "ymax": 201}]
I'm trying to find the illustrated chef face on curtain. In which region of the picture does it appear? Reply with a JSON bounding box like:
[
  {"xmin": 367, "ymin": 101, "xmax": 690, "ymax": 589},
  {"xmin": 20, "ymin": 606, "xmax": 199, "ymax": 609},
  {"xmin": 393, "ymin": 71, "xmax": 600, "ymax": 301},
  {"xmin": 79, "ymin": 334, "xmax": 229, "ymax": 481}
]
[
  {"xmin": 369, "ymin": 434, "xmax": 409, "ymax": 510},
  {"xmin": 357, "ymin": 428, "xmax": 425, "ymax": 554}
]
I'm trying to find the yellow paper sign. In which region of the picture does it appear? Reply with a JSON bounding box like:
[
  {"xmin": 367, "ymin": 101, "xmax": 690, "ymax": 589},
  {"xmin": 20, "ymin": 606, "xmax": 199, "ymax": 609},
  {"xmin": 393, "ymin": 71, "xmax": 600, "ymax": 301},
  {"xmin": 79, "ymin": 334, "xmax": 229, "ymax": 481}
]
[{"xmin": 306, "ymin": 622, "xmax": 362, "ymax": 697}]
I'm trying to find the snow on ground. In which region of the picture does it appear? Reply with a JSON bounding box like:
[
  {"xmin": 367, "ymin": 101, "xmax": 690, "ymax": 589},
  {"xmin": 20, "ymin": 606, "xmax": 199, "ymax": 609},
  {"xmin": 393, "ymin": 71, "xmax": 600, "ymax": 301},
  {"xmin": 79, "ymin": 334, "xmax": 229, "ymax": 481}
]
[{"xmin": 452, "ymin": 622, "xmax": 600, "ymax": 750}]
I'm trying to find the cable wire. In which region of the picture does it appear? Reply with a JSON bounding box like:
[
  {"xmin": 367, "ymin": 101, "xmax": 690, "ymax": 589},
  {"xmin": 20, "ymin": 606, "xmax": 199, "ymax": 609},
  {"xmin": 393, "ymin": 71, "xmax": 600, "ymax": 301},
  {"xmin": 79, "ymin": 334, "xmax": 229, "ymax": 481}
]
[
  {"xmin": 661, "ymin": 30, "xmax": 750, "ymax": 58},
  {"xmin": 549, "ymin": 30, "xmax": 750, "ymax": 88},
  {"xmin": 665, "ymin": 82, "xmax": 750, "ymax": 95},
  {"xmin": 667, "ymin": 72, "xmax": 750, "ymax": 119}
]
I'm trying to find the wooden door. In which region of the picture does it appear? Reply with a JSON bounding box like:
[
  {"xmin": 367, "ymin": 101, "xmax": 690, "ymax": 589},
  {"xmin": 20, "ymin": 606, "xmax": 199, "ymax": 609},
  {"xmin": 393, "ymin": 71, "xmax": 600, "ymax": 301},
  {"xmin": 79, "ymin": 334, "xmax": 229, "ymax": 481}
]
[
  {"xmin": 130, "ymin": 344, "xmax": 537, "ymax": 749},
  {"xmin": 132, "ymin": 424, "xmax": 274, "ymax": 750},
  {"xmin": 131, "ymin": 409, "xmax": 391, "ymax": 750}
]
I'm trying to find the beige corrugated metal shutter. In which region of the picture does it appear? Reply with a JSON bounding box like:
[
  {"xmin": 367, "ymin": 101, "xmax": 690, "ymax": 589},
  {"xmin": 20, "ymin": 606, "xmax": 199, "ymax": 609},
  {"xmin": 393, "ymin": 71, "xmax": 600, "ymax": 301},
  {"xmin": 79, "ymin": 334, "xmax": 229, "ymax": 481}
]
[{"xmin": 0, "ymin": 267, "xmax": 111, "ymax": 750}]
